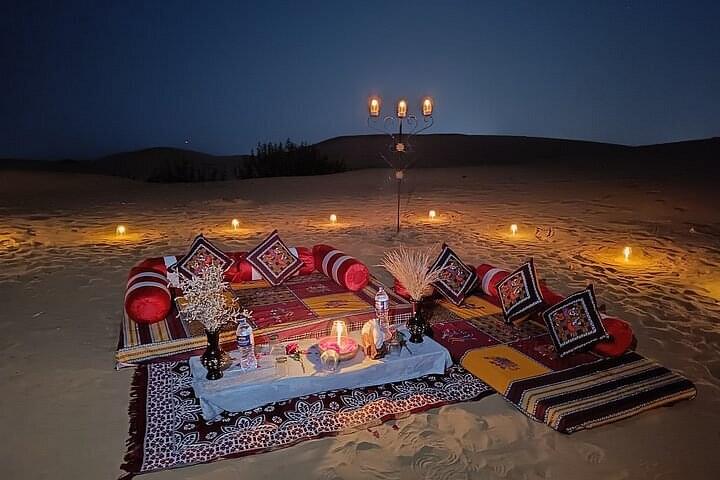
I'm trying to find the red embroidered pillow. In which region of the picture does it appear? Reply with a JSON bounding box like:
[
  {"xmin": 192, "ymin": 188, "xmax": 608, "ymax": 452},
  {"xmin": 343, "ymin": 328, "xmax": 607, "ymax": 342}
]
[
  {"xmin": 173, "ymin": 234, "xmax": 234, "ymax": 280},
  {"xmin": 245, "ymin": 230, "xmax": 303, "ymax": 286},
  {"xmin": 542, "ymin": 285, "xmax": 609, "ymax": 358},
  {"xmin": 497, "ymin": 259, "xmax": 544, "ymax": 323},
  {"xmin": 430, "ymin": 244, "xmax": 478, "ymax": 305}
]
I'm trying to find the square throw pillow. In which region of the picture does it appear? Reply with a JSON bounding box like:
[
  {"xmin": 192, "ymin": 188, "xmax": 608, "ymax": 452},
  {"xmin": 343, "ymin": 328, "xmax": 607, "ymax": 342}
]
[
  {"xmin": 542, "ymin": 285, "xmax": 609, "ymax": 358},
  {"xmin": 245, "ymin": 230, "xmax": 303, "ymax": 286},
  {"xmin": 430, "ymin": 244, "xmax": 479, "ymax": 305},
  {"xmin": 497, "ymin": 259, "xmax": 544, "ymax": 323},
  {"xmin": 174, "ymin": 234, "xmax": 234, "ymax": 279}
]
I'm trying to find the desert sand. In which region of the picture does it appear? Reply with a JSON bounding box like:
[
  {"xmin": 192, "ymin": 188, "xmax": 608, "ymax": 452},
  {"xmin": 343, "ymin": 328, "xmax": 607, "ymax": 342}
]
[{"xmin": 1, "ymin": 166, "xmax": 718, "ymax": 479}]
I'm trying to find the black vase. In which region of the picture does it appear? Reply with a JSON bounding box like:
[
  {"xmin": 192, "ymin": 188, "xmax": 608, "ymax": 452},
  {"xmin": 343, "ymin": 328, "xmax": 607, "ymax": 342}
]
[
  {"xmin": 407, "ymin": 301, "xmax": 425, "ymax": 343},
  {"xmin": 200, "ymin": 329, "xmax": 231, "ymax": 380}
]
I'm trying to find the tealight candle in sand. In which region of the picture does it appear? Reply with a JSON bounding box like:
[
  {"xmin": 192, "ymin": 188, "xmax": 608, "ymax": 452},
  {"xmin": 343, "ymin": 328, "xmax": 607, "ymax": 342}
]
[
  {"xmin": 231, "ymin": 218, "xmax": 240, "ymax": 231},
  {"xmin": 510, "ymin": 224, "xmax": 518, "ymax": 236},
  {"xmin": 329, "ymin": 214, "xmax": 338, "ymax": 224},
  {"xmin": 428, "ymin": 209, "xmax": 437, "ymax": 220},
  {"xmin": 116, "ymin": 224, "xmax": 127, "ymax": 237},
  {"xmin": 623, "ymin": 246, "xmax": 632, "ymax": 262}
]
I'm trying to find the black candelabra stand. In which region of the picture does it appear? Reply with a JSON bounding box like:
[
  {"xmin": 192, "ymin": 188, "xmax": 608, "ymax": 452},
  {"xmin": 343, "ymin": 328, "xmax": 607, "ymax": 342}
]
[{"xmin": 366, "ymin": 97, "xmax": 434, "ymax": 233}]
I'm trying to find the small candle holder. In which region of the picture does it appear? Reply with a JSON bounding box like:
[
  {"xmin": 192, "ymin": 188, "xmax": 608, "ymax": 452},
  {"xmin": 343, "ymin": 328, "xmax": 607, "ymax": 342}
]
[{"xmin": 317, "ymin": 320, "xmax": 359, "ymax": 362}]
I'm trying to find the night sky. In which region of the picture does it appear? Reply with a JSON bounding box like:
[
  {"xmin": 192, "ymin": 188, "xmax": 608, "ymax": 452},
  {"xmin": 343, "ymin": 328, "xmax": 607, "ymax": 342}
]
[{"xmin": 2, "ymin": 0, "xmax": 719, "ymax": 159}]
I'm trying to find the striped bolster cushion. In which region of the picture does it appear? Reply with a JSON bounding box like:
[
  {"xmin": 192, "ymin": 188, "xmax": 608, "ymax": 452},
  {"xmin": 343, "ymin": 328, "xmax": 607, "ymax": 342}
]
[
  {"xmin": 125, "ymin": 265, "xmax": 172, "ymax": 324},
  {"xmin": 225, "ymin": 247, "xmax": 315, "ymax": 283},
  {"xmin": 313, "ymin": 244, "xmax": 369, "ymax": 292}
]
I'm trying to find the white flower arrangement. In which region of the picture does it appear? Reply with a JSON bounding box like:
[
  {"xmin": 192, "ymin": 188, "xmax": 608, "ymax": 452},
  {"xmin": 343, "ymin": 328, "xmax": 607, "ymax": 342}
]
[{"xmin": 177, "ymin": 263, "xmax": 245, "ymax": 333}]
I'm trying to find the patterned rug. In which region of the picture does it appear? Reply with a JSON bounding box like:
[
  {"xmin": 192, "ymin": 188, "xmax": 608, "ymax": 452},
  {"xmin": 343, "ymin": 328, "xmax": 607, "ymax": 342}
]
[
  {"xmin": 428, "ymin": 294, "xmax": 697, "ymax": 433},
  {"xmin": 121, "ymin": 361, "xmax": 493, "ymax": 478}
]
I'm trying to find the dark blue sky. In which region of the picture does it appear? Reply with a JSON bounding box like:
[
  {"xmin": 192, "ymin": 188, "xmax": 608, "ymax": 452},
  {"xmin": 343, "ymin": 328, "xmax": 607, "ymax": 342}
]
[{"xmin": 2, "ymin": 0, "xmax": 719, "ymax": 159}]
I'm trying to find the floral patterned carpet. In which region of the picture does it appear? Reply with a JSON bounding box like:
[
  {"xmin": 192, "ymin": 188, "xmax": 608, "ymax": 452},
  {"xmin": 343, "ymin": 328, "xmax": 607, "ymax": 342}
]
[{"xmin": 121, "ymin": 361, "xmax": 493, "ymax": 478}]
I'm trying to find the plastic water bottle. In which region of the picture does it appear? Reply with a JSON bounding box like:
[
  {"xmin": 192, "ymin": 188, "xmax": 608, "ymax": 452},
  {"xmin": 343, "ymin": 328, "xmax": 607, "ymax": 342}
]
[
  {"xmin": 374, "ymin": 286, "xmax": 392, "ymax": 336},
  {"xmin": 236, "ymin": 316, "xmax": 257, "ymax": 371}
]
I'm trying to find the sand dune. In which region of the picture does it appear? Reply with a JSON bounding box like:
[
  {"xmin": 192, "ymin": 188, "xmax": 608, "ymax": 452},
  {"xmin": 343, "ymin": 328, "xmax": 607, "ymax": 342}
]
[
  {"xmin": 0, "ymin": 166, "xmax": 719, "ymax": 479},
  {"xmin": 2, "ymin": 135, "xmax": 718, "ymax": 182}
]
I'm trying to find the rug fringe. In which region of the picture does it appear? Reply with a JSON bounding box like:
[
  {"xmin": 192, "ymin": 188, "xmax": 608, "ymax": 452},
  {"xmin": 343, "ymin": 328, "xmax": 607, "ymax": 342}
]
[{"xmin": 119, "ymin": 365, "xmax": 149, "ymax": 479}]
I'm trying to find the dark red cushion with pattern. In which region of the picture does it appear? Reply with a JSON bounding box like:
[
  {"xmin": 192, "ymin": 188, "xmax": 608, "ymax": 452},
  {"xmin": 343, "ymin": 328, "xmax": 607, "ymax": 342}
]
[
  {"xmin": 245, "ymin": 230, "xmax": 303, "ymax": 286},
  {"xmin": 225, "ymin": 247, "xmax": 314, "ymax": 283},
  {"xmin": 430, "ymin": 244, "xmax": 479, "ymax": 305},
  {"xmin": 542, "ymin": 285, "xmax": 609, "ymax": 358},
  {"xmin": 173, "ymin": 234, "xmax": 234, "ymax": 279}
]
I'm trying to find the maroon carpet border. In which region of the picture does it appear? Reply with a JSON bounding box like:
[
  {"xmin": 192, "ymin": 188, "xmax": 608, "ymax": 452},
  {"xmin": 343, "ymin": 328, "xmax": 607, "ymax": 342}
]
[
  {"xmin": 120, "ymin": 365, "xmax": 148, "ymax": 480},
  {"xmin": 119, "ymin": 365, "xmax": 493, "ymax": 479}
]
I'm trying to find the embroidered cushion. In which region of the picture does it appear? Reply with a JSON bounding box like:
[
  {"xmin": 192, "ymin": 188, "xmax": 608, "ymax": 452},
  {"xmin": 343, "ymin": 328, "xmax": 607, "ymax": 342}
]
[
  {"xmin": 224, "ymin": 247, "xmax": 315, "ymax": 283},
  {"xmin": 496, "ymin": 259, "xmax": 544, "ymax": 323},
  {"xmin": 173, "ymin": 234, "xmax": 234, "ymax": 280},
  {"xmin": 430, "ymin": 244, "xmax": 479, "ymax": 305},
  {"xmin": 246, "ymin": 230, "xmax": 303, "ymax": 286},
  {"xmin": 542, "ymin": 285, "xmax": 610, "ymax": 358}
]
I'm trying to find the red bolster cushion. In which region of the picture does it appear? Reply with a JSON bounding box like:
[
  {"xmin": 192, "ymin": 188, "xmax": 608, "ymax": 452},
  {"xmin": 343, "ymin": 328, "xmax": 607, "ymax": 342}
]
[
  {"xmin": 223, "ymin": 247, "xmax": 315, "ymax": 283},
  {"xmin": 136, "ymin": 257, "xmax": 168, "ymax": 275},
  {"xmin": 476, "ymin": 264, "xmax": 510, "ymax": 298},
  {"xmin": 125, "ymin": 265, "xmax": 172, "ymax": 324},
  {"xmin": 592, "ymin": 316, "xmax": 636, "ymax": 357},
  {"xmin": 313, "ymin": 244, "xmax": 370, "ymax": 291}
]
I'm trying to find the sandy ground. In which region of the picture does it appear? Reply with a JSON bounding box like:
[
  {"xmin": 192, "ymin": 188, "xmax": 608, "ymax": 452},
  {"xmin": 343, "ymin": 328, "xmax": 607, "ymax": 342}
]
[{"xmin": 1, "ymin": 166, "xmax": 719, "ymax": 479}]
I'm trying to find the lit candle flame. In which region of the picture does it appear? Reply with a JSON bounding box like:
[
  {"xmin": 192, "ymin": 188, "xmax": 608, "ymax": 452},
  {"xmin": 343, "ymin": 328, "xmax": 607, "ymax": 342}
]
[
  {"xmin": 397, "ymin": 99, "xmax": 407, "ymax": 118},
  {"xmin": 330, "ymin": 214, "xmax": 337, "ymax": 224},
  {"xmin": 422, "ymin": 97, "xmax": 433, "ymax": 116},
  {"xmin": 333, "ymin": 320, "xmax": 346, "ymax": 348},
  {"xmin": 510, "ymin": 224, "xmax": 518, "ymax": 236},
  {"xmin": 623, "ymin": 246, "xmax": 632, "ymax": 262},
  {"xmin": 429, "ymin": 209, "xmax": 437, "ymax": 219},
  {"xmin": 116, "ymin": 225, "xmax": 126, "ymax": 236},
  {"xmin": 231, "ymin": 218, "xmax": 240, "ymax": 230},
  {"xmin": 369, "ymin": 97, "xmax": 380, "ymax": 117}
]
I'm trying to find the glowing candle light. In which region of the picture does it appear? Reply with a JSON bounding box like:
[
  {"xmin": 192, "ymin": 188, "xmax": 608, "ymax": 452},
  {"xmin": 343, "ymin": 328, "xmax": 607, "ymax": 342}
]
[
  {"xmin": 510, "ymin": 224, "xmax": 518, "ymax": 236},
  {"xmin": 332, "ymin": 320, "xmax": 347, "ymax": 348},
  {"xmin": 397, "ymin": 99, "xmax": 407, "ymax": 118},
  {"xmin": 422, "ymin": 97, "xmax": 433, "ymax": 116},
  {"xmin": 330, "ymin": 214, "xmax": 337, "ymax": 224},
  {"xmin": 231, "ymin": 218, "xmax": 240, "ymax": 230},
  {"xmin": 623, "ymin": 246, "xmax": 632, "ymax": 262},
  {"xmin": 116, "ymin": 225, "xmax": 126, "ymax": 236},
  {"xmin": 369, "ymin": 97, "xmax": 380, "ymax": 117},
  {"xmin": 429, "ymin": 209, "xmax": 437, "ymax": 219}
]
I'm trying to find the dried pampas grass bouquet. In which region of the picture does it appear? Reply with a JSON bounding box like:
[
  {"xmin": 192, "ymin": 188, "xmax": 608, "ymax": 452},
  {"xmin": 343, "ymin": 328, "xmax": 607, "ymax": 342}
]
[{"xmin": 380, "ymin": 244, "xmax": 443, "ymax": 301}]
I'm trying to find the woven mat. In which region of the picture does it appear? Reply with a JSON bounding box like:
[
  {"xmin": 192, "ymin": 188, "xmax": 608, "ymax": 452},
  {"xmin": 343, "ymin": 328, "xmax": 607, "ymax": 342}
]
[{"xmin": 121, "ymin": 361, "xmax": 492, "ymax": 478}]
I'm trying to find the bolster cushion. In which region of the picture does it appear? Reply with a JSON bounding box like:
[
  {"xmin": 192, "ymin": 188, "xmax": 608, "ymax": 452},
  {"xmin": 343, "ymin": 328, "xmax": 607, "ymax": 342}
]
[
  {"xmin": 313, "ymin": 244, "xmax": 370, "ymax": 291},
  {"xmin": 125, "ymin": 264, "xmax": 172, "ymax": 324},
  {"xmin": 592, "ymin": 316, "xmax": 636, "ymax": 357}
]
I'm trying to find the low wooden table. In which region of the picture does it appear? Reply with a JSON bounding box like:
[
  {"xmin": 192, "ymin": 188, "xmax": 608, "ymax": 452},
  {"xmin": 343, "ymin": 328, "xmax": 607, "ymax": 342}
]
[{"xmin": 190, "ymin": 330, "xmax": 453, "ymax": 420}]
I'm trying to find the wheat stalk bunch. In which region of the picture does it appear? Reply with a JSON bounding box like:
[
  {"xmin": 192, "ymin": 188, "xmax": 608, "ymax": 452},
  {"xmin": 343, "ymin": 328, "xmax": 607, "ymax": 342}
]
[{"xmin": 380, "ymin": 244, "xmax": 443, "ymax": 301}]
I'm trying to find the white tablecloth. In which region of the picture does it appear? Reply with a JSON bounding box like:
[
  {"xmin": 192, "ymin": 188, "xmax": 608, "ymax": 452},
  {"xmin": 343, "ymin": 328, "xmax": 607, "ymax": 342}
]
[{"xmin": 190, "ymin": 330, "xmax": 452, "ymax": 420}]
